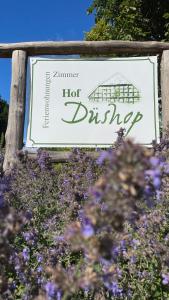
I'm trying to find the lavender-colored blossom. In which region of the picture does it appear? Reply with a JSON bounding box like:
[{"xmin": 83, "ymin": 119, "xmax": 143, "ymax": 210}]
[
  {"xmin": 0, "ymin": 192, "xmax": 4, "ymax": 208},
  {"xmin": 144, "ymin": 185, "xmax": 153, "ymax": 197},
  {"xmin": 117, "ymin": 240, "xmax": 127, "ymax": 256},
  {"xmin": 45, "ymin": 282, "xmax": 57, "ymax": 297},
  {"xmin": 91, "ymin": 189, "xmax": 102, "ymax": 202},
  {"xmin": 153, "ymin": 176, "xmax": 161, "ymax": 190},
  {"xmin": 56, "ymin": 291, "xmax": 62, "ymax": 300},
  {"xmin": 145, "ymin": 167, "xmax": 162, "ymax": 191},
  {"xmin": 131, "ymin": 239, "xmax": 140, "ymax": 249},
  {"xmin": 81, "ymin": 223, "xmax": 94, "ymax": 238},
  {"xmin": 137, "ymin": 271, "xmax": 143, "ymax": 278},
  {"xmin": 164, "ymin": 233, "xmax": 169, "ymax": 242},
  {"xmin": 120, "ymin": 240, "xmax": 126, "ymax": 251},
  {"xmin": 150, "ymin": 157, "xmax": 160, "ymax": 167},
  {"xmin": 163, "ymin": 162, "xmax": 169, "ymax": 174},
  {"xmin": 37, "ymin": 266, "xmax": 43, "ymax": 273},
  {"xmin": 0, "ymin": 176, "xmax": 10, "ymax": 208},
  {"xmin": 24, "ymin": 210, "xmax": 33, "ymax": 220},
  {"xmin": 37, "ymin": 255, "xmax": 43, "ymax": 263},
  {"xmin": 104, "ymin": 280, "xmax": 123, "ymax": 297},
  {"xmin": 45, "ymin": 282, "xmax": 61, "ymax": 299},
  {"xmin": 37, "ymin": 150, "xmax": 50, "ymax": 170},
  {"xmin": 156, "ymin": 190, "xmax": 163, "ymax": 202},
  {"xmin": 112, "ymin": 246, "xmax": 120, "ymax": 258},
  {"xmin": 10, "ymin": 281, "xmax": 16, "ymax": 290},
  {"xmin": 116, "ymin": 268, "xmax": 122, "ymax": 279},
  {"xmin": 145, "ymin": 169, "xmax": 161, "ymax": 177},
  {"xmin": 23, "ymin": 232, "xmax": 33, "ymax": 242},
  {"xmin": 38, "ymin": 277, "xmax": 43, "ymax": 285},
  {"xmin": 97, "ymin": 151, "xmax": 109, "ymax": 165},
  {"xmin": 22, "ymin": 248, "xmax": 30, "ymax": 262},
  {"xmin": 162, "ymin": 274, "xmax": 169, "ymax": 285},
  {"xmin": 130, "ymin": 255, "xmax": 137, "ymax": 264},
  {"xmin": 55, "ymin": 235, "xmax": 65, "ymax": 242}
]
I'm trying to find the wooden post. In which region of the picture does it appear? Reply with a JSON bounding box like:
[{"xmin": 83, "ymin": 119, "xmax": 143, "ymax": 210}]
[
  {"xmin": 161, "ymin": 50, "xmax": 169, "ymax": 134},
  {"xmin": 3, "ymin": 50, "xmax": 27, "ymax": 173}
]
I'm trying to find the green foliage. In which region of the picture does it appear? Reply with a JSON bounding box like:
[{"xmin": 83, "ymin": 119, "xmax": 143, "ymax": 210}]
[
  {"xmin": 0, "ymin": 132, "xmax": 5, "ymax": 149},
  {"xmin": 86, "ymin": 0, "xmax": 169, "ymax": 41},
  {"xmin": 0, "ymin": 96, "xmax": 8, "ymax": 148}
]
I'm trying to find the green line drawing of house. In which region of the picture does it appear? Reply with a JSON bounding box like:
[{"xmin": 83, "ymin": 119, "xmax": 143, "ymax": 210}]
[{"xmin": 88, "ymin": 73, "xmax": 141, "ymax": 104}]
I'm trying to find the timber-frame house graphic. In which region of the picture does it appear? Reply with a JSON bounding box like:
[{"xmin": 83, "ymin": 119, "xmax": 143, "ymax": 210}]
[{"xmin": 88, "ymin": 73, "xmax": 140, "ymax": 104}]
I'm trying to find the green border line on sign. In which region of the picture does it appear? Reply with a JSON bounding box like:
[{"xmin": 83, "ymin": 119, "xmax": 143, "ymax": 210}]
[{"xmin": 28, "ymin": 57, "xmax": 158, "ymax": 147}]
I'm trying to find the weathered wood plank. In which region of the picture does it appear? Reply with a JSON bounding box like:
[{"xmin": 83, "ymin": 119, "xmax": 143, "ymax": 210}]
[
  {"xmin": 1, "ymin": 40, "xmax": 169, "ymax": 58},
  {"xmin": 3, "ymin": 50, "xmax": 27, "ymax": 173},
  {"xmin": 161, "ymin": 50, "xmax": 169, "ymax": 133},
  {"xmin": 27, "ymin": 151, "xmax": 99, "ymax": 163}
]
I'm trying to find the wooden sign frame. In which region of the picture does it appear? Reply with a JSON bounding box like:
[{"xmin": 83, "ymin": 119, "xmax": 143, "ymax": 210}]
[{"xmin": 0, "ymin": 41, "xmax": 169, "ymax": 172}]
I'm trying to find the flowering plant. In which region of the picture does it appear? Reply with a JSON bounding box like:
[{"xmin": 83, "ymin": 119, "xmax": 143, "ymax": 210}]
[{"xmin": 1, "ymin": 131, "xmax": 169, "ymax": 299}]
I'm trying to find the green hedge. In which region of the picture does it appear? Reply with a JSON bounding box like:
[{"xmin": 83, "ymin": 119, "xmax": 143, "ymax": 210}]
[{"xmin": 0, "ymin": 97, "xmax": 8, "ymax": 148}]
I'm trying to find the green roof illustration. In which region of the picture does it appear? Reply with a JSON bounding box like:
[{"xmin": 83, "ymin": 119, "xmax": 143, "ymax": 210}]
[{"xmin": 88, "ymin": 73, "xmax": 140, "ymax": 104}]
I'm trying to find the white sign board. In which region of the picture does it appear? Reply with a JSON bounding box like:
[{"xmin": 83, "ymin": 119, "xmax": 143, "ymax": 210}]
[{"xmin": 26, "ymin": 57, "xmax": 159, "ymax": 147}]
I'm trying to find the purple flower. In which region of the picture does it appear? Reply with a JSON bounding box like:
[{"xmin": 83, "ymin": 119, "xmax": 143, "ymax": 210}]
[
  {"xmin": 131, "ymin": 239, "xmax": 140, "ymax": 249},
  {"xmin": 25, "ymin": 210, "xmax": 32, "ymax": 220},
  {"xmin": 145, "ymin": 169, "xmax": 161, "ymax": 177},
  {"xmin": 162, "ymin": 273, "xmax": 169, "ymax": 285},
  {"xmin": 120, "ymin": 240, "xmax": 126, "ymax": 250},
  {"xmin": 144, "ymin": 185, "xmax": 153, "ymax": 197},
  {"xmin": 23, "ymin": 232, "xmax": 32, "ymax": 242},
  {"xmin": 120, "ymin": 240, "xmax": 127, "ymax": 255},
  {"xmin": 104, "ymin": 280, "xmax": 123, "ymax": 297},
  {"xmin": 56, "ymin": 291, "xmax": 62, "ymax": 300},
  {"xmin": 164, "ymin": 234, "xmax": 169, "ymax": 242},
  {"xmin": 97, "ymin": 151, "xmax": 109, "ymax": 165},
  {"xmin": 82, "ymin": 224, "xmax": 94, "ymax": 238},
  {"xmin": 9, "ymin": 281, "xmax": 16, "ymax": 291},
  {"xmin": 0, "ymin": 176, "xmax": 10, "ymax": 208},
  {"xmin": 45, "ymin": 282, "xmax": 61, "ymax": 299},
  {"xmin": 37, "ymin": 255, "xmax": 43, "ymax": 263},
  {"xmin": 22, "ymin": 248, "xmax": 30, "ymax": 262},
  {"xmin": 37, "ymin": 266, "xmax": 43, "ymax": 273},
  {"xmin": 156, "ymin": 190, "xmax": 163, "ymax": 202},
  {"xmin": 112, "ymin": 246, "xmax": 120, "ymax": 258},
  {"xmin": 145, "ymin": 167, "xmax": 162, "ymax": 191},
  {"xmin": 0, "ymin": 192, "xmax": 4, "ymax": 208},
  {"xmin": 55, "ymin": 235, "xmax": 65, "ymax": 242},
  {"xmin": 116, "ymin": 268, "xmax": 122, "ymax": 278},
  {"xmin": 150, "ymin": 157, "xmax": 160, "ymax": 167},
  {"xmin": 130, "ymin": 255, "xmax": 137, "ymax": 264},
  {"xmin": 92, "ymin": 189, "xmax": 102, "ymax": 202},
  {"xmin": 164, "ymin": 163, "xmax": 169, "ymax": 175},
  {"xmin": 37, "ymin": 151, "xmax": 50, "ymax": 170},
  {"xmin": 45, "ymin": 282, "xmax": 57, "ymax": 297},
  {"xmin": 153, "ymin": 177, "xmax": 161, "ymax": 190}
]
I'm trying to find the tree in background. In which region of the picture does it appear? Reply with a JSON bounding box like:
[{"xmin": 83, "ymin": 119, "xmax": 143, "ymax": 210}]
[
  {"xmin": 0, "ymin": 96, "xmax": 8, "ymax": 148},
  {"xmin": 86, "ymin": 0, "xmax": 169, "ymax": 41}
]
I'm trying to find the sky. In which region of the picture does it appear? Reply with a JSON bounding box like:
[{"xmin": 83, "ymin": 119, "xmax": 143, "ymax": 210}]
[{"xmin": 0, "ymin": 0, "xmax": 94, "ymax": 102}]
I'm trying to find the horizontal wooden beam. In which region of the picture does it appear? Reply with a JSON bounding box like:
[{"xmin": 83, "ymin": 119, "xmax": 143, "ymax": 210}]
[
  {"xmin": 0, "ymin": 40, "xmax": 169, "ymax": 58},
  {"xmin": 27, "ymin": 150, "xmax": 99, "ymax": 163}
]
